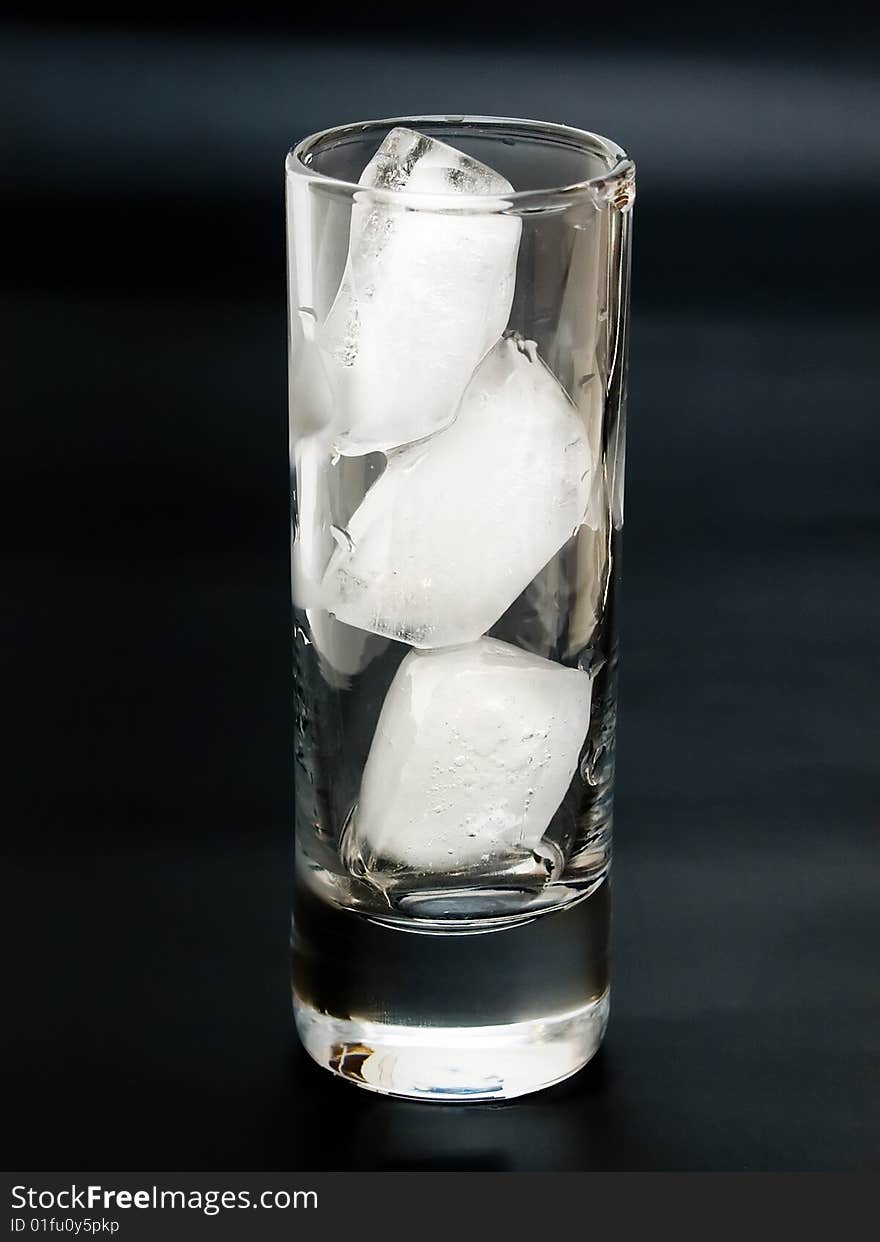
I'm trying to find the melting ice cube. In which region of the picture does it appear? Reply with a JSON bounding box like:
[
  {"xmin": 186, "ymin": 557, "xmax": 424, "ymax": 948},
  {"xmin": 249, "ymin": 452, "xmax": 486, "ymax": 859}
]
[
  {"xmin": 322, "ymin": 337, "xmax": 592, "ymax": 648},
  {"xmin": 318, "ymin": 127, "xmax": 521, "ymax": 455},
  {"xmin": 347, "ymin": 637, "xmax": 592, "ymax": 872}
]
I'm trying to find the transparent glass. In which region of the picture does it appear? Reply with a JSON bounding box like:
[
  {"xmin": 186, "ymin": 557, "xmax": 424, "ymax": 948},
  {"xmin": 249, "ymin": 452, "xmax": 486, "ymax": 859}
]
[{"xmin": 286, "ymin": 116, "xmax": 634, "ymax": 1100}]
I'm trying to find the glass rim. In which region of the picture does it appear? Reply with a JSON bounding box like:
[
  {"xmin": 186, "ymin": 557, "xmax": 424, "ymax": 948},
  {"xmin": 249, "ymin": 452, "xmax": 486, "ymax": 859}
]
[{"xmin": 286, "ymin": 115, "xmax": 634, "ymax": 210}]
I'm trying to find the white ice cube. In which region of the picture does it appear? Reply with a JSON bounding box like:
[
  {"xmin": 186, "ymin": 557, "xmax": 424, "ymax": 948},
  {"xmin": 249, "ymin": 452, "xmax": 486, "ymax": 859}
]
[
  {"xmin": 322, "ymin": 337, "xmax": 592, "ymax": 648},
  {"xmin": 349, "ymin": 637, "xmax": 592, "ymax": 870},
  {"xmin": 318, "ymin": 127, "xmax": 521, "ymax": 455}
]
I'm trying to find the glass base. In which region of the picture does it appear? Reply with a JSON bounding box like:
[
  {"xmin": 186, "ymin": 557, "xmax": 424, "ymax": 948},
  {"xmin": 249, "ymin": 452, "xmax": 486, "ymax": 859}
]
[{"xmin": 293, "ymin": 990, "xmax": 609, "ymax": 1102}]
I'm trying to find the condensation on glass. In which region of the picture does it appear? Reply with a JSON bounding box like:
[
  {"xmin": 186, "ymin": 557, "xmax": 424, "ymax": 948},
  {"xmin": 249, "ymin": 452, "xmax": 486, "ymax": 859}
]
[{"xmin": 286, "ymin": 117, "xmax": 634, "ymax": 1100}]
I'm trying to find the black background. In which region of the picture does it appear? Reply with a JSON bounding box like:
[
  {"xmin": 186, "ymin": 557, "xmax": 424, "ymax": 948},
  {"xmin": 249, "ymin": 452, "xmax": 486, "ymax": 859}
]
[{"xmin": 3, "ymin": 8, "xmax": 878, "ymax": 1170}]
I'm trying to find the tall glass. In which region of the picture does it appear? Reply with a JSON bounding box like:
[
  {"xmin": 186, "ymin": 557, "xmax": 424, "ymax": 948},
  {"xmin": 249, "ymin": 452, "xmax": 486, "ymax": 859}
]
[{"xmin": 286, "ymin": 117, "xmax": 634, "ymax": 1101}]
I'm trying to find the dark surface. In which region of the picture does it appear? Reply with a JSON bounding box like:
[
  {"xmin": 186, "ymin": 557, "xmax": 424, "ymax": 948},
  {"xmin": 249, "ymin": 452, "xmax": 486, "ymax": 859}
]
[{"xmin": 3, "ymin": 20, "xmax": 879, "ymax": 1171}]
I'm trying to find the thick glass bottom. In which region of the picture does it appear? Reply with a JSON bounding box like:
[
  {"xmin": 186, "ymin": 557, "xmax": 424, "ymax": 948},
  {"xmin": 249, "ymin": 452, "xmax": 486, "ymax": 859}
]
[
  {"xmin": 291, "ymin": 878, "xmax": 610, "ymax": 1101},
  {"xmin": 294, "ymin": 991, "xmax": 609, "ymax": 1102}
]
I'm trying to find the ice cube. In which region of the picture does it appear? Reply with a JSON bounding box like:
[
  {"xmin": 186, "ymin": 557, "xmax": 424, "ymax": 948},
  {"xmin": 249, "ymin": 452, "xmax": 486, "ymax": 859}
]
[
  {"xmin": 318, "ymin": 127, "xmax": 521, "ymax": 455},
  {"xmin": 348, "ymin": 637, "xmax": 592, "ymax": 871},
  {"xmin": 322, "ymin": 337, "xmax": 592, "ymax": 648}
]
